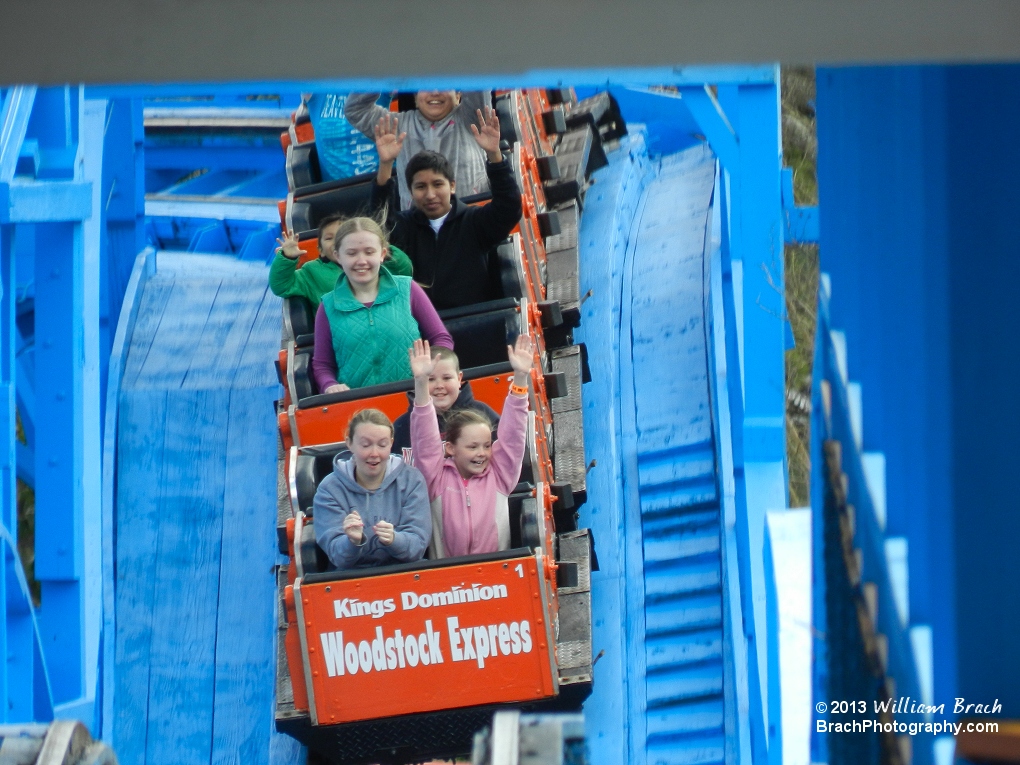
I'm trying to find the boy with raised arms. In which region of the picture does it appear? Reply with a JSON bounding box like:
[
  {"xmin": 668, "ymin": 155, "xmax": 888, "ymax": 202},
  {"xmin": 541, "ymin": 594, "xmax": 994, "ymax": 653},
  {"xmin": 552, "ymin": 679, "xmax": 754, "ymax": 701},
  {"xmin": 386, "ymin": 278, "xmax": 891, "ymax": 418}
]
[{"xmin": 371, "ymin": 107, "xmax": 522, "ymax": 311}]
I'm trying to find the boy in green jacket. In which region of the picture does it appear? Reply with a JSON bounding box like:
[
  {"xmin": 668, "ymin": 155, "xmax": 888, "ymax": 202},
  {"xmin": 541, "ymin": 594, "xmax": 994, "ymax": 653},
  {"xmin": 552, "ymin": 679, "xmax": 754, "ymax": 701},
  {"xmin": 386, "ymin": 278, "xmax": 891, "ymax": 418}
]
[{"xmin": 269, "ymin": 213, "xmax": 413, "ymax": 307}]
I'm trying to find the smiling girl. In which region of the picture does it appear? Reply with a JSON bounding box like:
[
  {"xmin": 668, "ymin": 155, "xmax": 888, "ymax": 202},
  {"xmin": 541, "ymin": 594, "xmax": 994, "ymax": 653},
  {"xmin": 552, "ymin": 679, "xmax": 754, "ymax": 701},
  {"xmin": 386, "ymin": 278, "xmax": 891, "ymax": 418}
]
[
  {"xmin": 310, "ymin": 217, "xmax": 453, "ymax": 393},
  {"xmin": 408, "ymin": 336, "xmax": 533, "ymax": 559},
  {"xmin": 268, "ymin": 213, "xmax": 413, "ymax": 308}
]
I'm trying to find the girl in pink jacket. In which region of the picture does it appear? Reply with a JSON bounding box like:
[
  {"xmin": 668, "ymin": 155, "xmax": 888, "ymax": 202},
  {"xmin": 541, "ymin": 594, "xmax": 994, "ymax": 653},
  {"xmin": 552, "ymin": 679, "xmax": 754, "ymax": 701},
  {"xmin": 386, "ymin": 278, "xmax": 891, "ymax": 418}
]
[{"xmin": 408, "ymin": 336, "xmax": 533, "ymax": 558}]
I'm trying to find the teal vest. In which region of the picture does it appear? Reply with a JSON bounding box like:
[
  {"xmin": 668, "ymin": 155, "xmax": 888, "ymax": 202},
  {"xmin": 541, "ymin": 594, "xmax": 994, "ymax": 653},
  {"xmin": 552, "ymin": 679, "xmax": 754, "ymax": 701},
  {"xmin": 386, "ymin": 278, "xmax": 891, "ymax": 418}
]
[{"xmin": 321, "ymin": 272, "xmax": 420, "ymax": 389}]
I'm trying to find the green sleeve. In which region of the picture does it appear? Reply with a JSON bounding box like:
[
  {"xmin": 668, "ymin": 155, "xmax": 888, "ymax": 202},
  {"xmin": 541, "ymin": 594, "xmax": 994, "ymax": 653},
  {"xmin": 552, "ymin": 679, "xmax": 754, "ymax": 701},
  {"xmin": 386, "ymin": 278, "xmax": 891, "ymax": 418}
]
[
  {"xmin": 383, "ymin": 244, "xmax": 414, "ymax": 278},
  {"xmin": 268, "ymin": 251, "xmax": 305, "ymax": 298}
]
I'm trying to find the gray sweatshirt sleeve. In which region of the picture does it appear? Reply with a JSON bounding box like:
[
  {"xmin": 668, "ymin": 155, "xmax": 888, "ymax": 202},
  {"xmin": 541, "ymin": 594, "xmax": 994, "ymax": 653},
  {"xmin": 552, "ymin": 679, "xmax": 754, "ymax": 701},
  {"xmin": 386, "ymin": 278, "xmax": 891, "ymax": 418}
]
[
  {"xmin": 455, "ymin": 91, "xmax": 489, "ymax": 125},
  {"xmin": 344, "ymin": 93, "xmax": 388, "ymax": 140},
  {"xmin": 313, "ymin": 481, "xmax": 366, "ymax": 570},
  {"xmin": 386, "ymin": 469, "xmax": 431, "ymax": 562}
]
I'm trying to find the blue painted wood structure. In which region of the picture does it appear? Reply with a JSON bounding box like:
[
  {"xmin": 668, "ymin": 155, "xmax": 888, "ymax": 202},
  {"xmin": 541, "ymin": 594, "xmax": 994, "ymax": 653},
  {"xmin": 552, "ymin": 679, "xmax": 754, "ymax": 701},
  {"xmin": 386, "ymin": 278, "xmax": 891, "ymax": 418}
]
[
  {"xmin": 141, "ymin": 92, "xmax": 299, "ymax": 257},
  {"xmin": 809, "ymin": 274, "xmax": 930, "ymax": 765},
  {"xmin": 0, "ymin": 85, "xmax": 145, "ymax": 729},
  {"xmin": 814, "ymin": 63, "xmax": 1020, "ymax": 764},
  {"xmin": 2, "ymin": 68, "xmax": 811, "ymax": 765},
  {"xmin": 576, "ymin": 69, "xmax": 792, "ymax": 765},
  {"xmin": 106, "ymin": 251, "xmax": 297, "ymax": 764}
]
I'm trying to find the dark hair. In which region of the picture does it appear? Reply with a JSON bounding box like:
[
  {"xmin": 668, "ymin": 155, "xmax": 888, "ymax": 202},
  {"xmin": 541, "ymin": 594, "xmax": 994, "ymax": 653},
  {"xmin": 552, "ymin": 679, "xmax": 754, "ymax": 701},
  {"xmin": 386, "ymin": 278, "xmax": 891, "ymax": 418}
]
[
  {"xmin": 405, "ymin": 150, "xmax": 455, "ymax": 188},
  {"xmin": 317, "ymin": 213, "xmax": 344, "ymax": 251},
  {"xmin": 444, "ymin": 409, "xmax": 493, "ymax": 445},
  {"xmin": 346, "ymin": 408, "xmax": 394, "ymax": 443}
]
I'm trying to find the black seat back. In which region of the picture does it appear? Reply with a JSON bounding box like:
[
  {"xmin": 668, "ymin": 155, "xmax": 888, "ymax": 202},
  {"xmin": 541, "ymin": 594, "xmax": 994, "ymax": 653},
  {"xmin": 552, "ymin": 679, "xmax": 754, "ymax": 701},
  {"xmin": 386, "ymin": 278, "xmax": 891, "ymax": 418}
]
[
  {"xmin": 287, "ymin": 142, "xmax": 322, "ymax": 190},
  {"xmin": 294, "ymin": 443, "xmax": 351, "ymax": 516},
  {"xmin": 289, "ymin": 172, "xmax": 381, "ymax": 231},
  {"xmin": 439, "ymin": 299, "xmax": 522, "ymax": 370},
  {"xmin": 283, "ymin": 297, "xmax": 315, "ymax": 341}
]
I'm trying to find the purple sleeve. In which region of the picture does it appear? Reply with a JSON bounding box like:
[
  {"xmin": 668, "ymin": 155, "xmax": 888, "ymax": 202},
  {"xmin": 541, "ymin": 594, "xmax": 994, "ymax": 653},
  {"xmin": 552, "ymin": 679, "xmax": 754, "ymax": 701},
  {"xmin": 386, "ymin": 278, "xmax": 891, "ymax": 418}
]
[
  {"xmin": 410, "ymin": 282, "xmax": 454, "ymax": 349},
  {"xmin": 311, "ymin": 304, "xmax": 341, "ymax": 392}
]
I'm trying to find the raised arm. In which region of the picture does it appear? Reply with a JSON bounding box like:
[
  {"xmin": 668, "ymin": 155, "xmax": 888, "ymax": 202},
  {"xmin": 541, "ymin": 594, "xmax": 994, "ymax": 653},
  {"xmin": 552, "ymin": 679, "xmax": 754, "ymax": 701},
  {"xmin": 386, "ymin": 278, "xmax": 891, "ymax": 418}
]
[
  {"xmin": 469, "ymin": 106, "xmax": 504, "ymax": 164},
  {"xmin": 343, "ymin": 93, "xmax": 388, "ymax": 139},
  {"xmin": 490, "ymin": 335, "xmax": 533, "ymax": 492},
  {"xmin": 468, "ymin": 109, "xmax": 523, "ymax": 249},
  {"xmin": 268, "ymin": 230, "xmax": 305, "ymax": 298},
  {"xmin": 374, "ymin": 113, "xmax": 406, "ymax": 188},
  {"xmin": 409, "ymin": 339, "xmax": 437, "ymax": 406}
]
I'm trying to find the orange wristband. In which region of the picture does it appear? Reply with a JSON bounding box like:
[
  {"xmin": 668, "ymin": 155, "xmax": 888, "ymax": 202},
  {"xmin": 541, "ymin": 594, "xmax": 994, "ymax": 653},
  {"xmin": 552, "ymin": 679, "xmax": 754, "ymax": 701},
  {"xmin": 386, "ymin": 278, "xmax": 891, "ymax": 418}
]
[{"xmin": 510, "ymin": 382, "xmax": 529, "ymax": 397}]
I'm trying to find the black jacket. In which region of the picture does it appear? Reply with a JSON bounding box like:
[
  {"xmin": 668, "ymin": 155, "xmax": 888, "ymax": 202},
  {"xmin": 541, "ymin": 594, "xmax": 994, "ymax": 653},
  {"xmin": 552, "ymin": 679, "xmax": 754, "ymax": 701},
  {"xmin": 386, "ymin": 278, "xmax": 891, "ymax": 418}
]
[
  {"xmin": 391, "ymin": 383, "xmax": 501, "ymax": 458},
  {"xmin": 373, "ymin": 159, "xmax": 522, "ymax": 310}
]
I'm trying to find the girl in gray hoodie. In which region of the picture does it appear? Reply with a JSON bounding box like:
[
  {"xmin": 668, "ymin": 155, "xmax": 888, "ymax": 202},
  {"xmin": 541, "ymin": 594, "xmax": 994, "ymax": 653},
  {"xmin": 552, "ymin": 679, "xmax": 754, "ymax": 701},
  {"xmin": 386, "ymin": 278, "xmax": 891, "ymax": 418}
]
[{"xmin": 313, "ymin": 409, "xmax": 431, "ymax": 570}]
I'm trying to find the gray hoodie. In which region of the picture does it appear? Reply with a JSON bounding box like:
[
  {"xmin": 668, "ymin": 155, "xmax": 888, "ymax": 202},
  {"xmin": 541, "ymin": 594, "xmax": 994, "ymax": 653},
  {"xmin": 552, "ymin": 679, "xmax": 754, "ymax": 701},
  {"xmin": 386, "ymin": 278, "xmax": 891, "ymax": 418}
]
[
  {"xmin": 313, "ymin": 453, "xmax": 430, "ymax": 570},
  {"xmin": 344, "ymin": 92, "xmax": 491, "ymax": 210}
]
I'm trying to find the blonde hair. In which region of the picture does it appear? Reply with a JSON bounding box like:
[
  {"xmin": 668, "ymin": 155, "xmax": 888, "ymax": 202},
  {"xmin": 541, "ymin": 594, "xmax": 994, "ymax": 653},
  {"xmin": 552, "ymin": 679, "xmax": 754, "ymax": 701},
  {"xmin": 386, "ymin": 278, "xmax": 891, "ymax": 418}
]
[
  {"xmin": 331, "ymin": 216, "xmax": 390, "ymax": 257},
  {"xmin": 346, "ymin": 408, "xmax": 394, "ymax": 443}
]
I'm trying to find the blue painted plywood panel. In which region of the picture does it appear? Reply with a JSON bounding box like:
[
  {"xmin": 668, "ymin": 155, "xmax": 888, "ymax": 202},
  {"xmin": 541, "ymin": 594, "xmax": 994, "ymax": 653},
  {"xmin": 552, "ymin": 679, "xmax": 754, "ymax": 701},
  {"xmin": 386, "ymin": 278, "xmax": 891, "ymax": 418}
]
[
  {"xmin": 143, "ymin": 388, "xmax": 229, "ymax": 765},
  {"xmin": 211, "ymin": 386, "xmax": 280, "ymax": 764},
  {"xmin": 113, "ymin": 388, "xmax": 168, "ymax": 760},
  {"xmin": 112, "ymin": 252, "xmax": 291, "ymax": 764}
]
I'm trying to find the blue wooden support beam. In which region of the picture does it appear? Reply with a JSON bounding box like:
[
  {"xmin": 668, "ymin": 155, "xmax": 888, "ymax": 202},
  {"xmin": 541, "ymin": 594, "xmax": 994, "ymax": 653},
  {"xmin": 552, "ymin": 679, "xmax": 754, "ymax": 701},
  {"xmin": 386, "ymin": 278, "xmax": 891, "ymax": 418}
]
[
  {"xmin": 25, "ymin": 88, "xmax": 104, "ymax": 724},
  {"xmin": 14, "ymin": 324, "xmax": 35, "ymax": 451},
  {"xmin": 3, "ymin": 525, "xmax": 55, "ymax": 723},
  {"xmin": 99, "ymin": 98, "xmax": 146, "ymax": 431},
  {"xmin": 85, "ymin": 64, "xmax": 777, "ymax": 101},
  {"xmin": 1, "ymin": 87, "xmax": 38, "ymax": 182},
  {"xmin": 781, "ymin": 167, "xmax": 820, "ymax": 244},
  {"xmin": 1, "ymin": 201, "xmax": 21, "ymax": 724},
  {"xmin": 32, "ymin": 219, "xmax": 86, "ymax": 707},
  {"xmin": 677, "ymin": 85, "xmax": 740, "ymax": 173},
  {"xmin": 1, "ymin": 223, "xmax": 17, "ymax": 547},
  {"xmin": 1, "ymin": 180, "xmax": 93, "ymax": 224},
  {"xmin": 15, "ymin": 441, "xmax": 33, "ymax": 486}
]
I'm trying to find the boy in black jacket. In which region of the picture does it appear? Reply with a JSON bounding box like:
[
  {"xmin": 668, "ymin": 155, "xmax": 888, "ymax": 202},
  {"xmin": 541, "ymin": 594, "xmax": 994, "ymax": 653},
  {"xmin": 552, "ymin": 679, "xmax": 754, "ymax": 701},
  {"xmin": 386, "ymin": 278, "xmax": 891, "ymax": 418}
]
[{"xmin": 371, "ymin": 106, "xmax": 522, "ymax": 310}]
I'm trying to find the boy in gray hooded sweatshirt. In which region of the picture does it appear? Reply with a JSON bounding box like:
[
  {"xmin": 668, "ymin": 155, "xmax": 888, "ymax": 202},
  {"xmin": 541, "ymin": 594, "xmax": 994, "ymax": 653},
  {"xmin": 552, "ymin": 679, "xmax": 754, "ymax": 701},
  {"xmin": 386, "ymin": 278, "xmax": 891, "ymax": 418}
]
[{"xmin": 313, "ymin": 410, "xmax": 431, "ymax": 570}]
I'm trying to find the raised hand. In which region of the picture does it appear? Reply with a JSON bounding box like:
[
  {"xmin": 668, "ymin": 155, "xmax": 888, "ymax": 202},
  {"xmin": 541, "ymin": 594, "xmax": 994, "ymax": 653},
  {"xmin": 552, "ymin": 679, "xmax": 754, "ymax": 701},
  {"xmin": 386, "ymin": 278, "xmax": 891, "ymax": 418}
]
[
  {"xmin": 374, "ymin": 114, "xmax": 406, "ymax": 165},
  {"xmin": 343, "ymin": 510, "xmax": 364, "ymax": 544},
  {"xmin": 507, "ymin": 333, "xmax": 534, "ymax": 376},
  {"xmin": 469, "ymin": 106, "xmax": 503, "ymax": 162},
  {"xmin": 408, "ymin": 339, "xmax": 437, "ymax": 380},
  {"xmin": 374, "ymin": 520, "xmax": 395, "ymax": 545},
  {"xmin": 275, "ymin": 229, "xmax": 303, "ymax": 259}
]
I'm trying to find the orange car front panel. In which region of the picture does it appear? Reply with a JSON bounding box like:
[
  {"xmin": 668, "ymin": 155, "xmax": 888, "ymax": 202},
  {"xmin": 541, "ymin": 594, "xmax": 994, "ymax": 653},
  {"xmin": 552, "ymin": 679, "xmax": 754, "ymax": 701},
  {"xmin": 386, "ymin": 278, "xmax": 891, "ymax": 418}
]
[{"xmin": 296, "ymin": 554, "xmax": 557, "ymax": 725}]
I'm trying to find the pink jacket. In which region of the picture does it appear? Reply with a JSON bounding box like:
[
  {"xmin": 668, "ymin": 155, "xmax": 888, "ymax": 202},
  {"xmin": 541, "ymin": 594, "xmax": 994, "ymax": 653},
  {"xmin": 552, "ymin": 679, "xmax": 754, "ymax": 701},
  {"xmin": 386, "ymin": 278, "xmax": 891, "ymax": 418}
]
[{"xmin": 410, "ymin": 392, "xmax": 529, "ymax": 558}]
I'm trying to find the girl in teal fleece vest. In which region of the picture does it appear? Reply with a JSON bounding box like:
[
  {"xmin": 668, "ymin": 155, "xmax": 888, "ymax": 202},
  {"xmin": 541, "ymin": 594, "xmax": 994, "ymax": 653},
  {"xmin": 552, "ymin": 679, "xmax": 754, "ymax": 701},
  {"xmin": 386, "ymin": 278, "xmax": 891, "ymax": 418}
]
[{"xmin": 311, "ymin": 217, "xmax": 454, "ymax": 392}]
